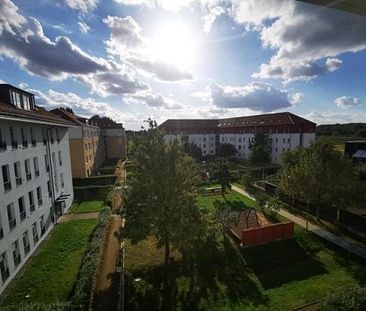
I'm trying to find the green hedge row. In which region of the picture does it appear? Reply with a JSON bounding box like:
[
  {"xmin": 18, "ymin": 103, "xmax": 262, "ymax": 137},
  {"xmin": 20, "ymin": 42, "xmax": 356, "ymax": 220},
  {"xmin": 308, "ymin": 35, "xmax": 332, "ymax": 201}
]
[
  {"xmin": 73, "ymin": 175, "xmax": 116, "ymax": 187},
  {"xmin": 70, "ymin": 207, "xmax": 111, "ymax": 311}
]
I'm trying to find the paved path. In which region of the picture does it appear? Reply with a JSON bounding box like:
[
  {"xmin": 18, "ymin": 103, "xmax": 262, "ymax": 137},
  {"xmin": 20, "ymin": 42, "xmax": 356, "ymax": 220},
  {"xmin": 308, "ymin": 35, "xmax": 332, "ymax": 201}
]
[
  {"xmin": 58, "ymin": 212, "xmax": 99, "ymax": 223},
  {"xmin": 231, "ymin": 185, "xmax": 366, "ymax": 260}
]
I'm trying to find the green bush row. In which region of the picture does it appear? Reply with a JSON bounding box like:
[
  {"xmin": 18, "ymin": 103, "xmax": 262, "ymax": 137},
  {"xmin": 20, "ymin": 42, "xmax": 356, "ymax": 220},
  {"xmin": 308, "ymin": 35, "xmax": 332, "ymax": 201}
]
[{"xmin": 70, "ymin": 207, "xmax": 111, "ymax": 311}]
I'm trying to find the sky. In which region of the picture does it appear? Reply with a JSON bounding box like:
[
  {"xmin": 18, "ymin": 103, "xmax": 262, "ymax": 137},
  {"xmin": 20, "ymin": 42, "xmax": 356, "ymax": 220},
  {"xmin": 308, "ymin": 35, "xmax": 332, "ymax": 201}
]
[{"xmin": 1, "ymin": 0, "xmax": 366, "ymax": 130}]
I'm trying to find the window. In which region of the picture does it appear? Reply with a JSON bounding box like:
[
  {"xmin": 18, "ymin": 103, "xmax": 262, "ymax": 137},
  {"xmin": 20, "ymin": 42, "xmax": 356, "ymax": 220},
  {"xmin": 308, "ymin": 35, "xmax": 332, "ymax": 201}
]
[
  {"xmin": 287, "ymin": 138, "xmax": 290, "ymax": 144},
  {"xmin": 0, "ymin": 126, "xmax": 6, "ymax": 151},
  {"xmin": 0, "ymin": 252, "xmax": 9, "ymax": 283},
  {"xmin": 12, "ymin": 240, "xmax": 21, "ymax": 268},
  {"xmin": 21, "ymin": 128, "xmax": 27, "ymax": 148},
  {"xmin": 238, "ymin": 145, "xmax": 241, "ymax": 150},
  {"xmin": 10, "ymin": 126, "xmax": 18, "ymax": 149},
  {"xmin": 29, "ymin": 191, "xmax": 35, "ymax": 213},
  {"xmin": 58, "ymin": 151, "xmax": 62, "ymax": 166},
  {"xmin": 7, "ymin": 203, "xmax": 16, "ymax": 230},
  {"xmin": 0, "ymin": 214, "xmax": 3, "ymax": 239},
  {"xmin": 2, "ymin": 165, "xmax": 11, "ymax": 192},
  {"xmin": 88, "ymin": 142, "xmax": 91, "ymax": 149},
  {"xmin": 283, "ymin": 138, "xmax": 286, "ymax": 144},
  {"xmin": 60, "ymin": 173, "xmax": 64, "ymax": 188},
  {"xmin": 33, "ymin": 157, "xmax": 39, "ymax": 177},
  {"xmin": 14, "ymin": 161, "xmax": 22, "ymax": 186},
  {"xmin": 47, "ymin": 180, "xmax": 52, "ymax": 198},
  {"xmin": 22, "ymin": 231, "xmax": 30, "ymax": 256},
  {"xmin": 40, "ymin": 216, "xmax": 45, "ymax": 235},
  {"xmin": 276, "ymin": 138, "xmax": 278, "ymax": 143},
  {"xmin": 25, "ymin": 159, "xmax": 31, "ymax": 181},
  {"xmin": 42, "ymin": 128, "xmax": 47, "ymax": 145},
  {"xmin": 37, "ymin": 186, "xmax": 42, "ymax": 206},
  {"xmin": 50, "ymin": 129, "xmax": 54, "ymax": 144},
  {"xmin": 52, "ymin": 152, "xmax": 58, "ymax": 192},
  {"xmin": 238, "ymin": 137, "xmax": 242, "ymax": 142},
  {"xmin": 85, "ymin": 143, "xmax": 88, "ymax": 150},
  {"xmin": 18, "ymin": 196, "xmax": 26, "ymax": 222},
  {"xmin": 30, "ymin": 128, "xmax": 36, "ymax": 147},
  {"xmin": 32, "ymin": 222, "xmax": 39, "ymax": 245},
  {"xmin": 23, "ymin": 94, "xmax": 30, "ymax": 110},
  {"xmin": 56, "ymin": 128, "xmax": 60, "ymax": 143},
  {"xmin": 45, "ymin": 154, "xmax": 49, "ymax": 172}
]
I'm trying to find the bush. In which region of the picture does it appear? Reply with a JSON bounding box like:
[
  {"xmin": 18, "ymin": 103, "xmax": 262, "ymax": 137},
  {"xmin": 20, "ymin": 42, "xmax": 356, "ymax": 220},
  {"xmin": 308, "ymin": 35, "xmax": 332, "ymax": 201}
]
[
  {"xmin": 73, "ymin": 175, "xmax": 116, "ymax": 187},
  {"xmin": 70, "ymin": 208, "xmax": 111, "ymax": 311},
  {"xmin": 2, "ymin": 302, "xmax": 72, "ymax": 311},
  {"xmin": 73, "ymin": 186, "xmax": 113, "ymax": 203},
  {"xmin": 320, "ymin": 286, "xmax": 366, "ymax": 311}
]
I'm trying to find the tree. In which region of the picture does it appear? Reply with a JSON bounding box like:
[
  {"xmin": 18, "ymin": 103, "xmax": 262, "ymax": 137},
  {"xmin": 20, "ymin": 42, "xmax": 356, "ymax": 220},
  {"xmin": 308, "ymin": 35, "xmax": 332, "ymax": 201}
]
[
  {"xmin": 278, "ymin": 142, "xmax": 363, "ymax": 221},
  {"xmin": 184, "ymin": 142, "xmax": 202, "ymax": 161},
  {"xmin": 209, "ymin": 158, "xmax": 235, "ymax": 200},
  {"xmin": 123, "ymin": 122, "xmax": 201, "ymax": 268},
  {"xmin": 249, "ymin": 130, "xmax": 271, "ymax": 164},
  {"xmin": 217, "ymin": 143, "xmax": 237, "ymax": 158}
]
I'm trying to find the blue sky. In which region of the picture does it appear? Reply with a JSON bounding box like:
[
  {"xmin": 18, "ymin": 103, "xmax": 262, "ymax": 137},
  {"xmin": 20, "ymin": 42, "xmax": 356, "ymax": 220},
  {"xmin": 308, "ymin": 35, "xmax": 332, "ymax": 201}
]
[{"xmin": 1, "ymin": 0, "xmax": 366, "ymax": 129}]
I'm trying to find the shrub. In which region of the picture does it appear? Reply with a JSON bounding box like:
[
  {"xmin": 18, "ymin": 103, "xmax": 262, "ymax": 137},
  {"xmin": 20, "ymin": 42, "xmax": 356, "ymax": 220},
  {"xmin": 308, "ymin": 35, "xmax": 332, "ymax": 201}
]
[
  {"xmin": 73, "ymin": 175, "xmax": 116, "ymax": 187},
  {"xmin": 1, "ymin": 302, "xmax": 72, "ymax": 311},
  {"xmin": 320, "ymin": 286, "xmax": 366, "ymax": 311},
  {"xmin": 70, "ymin": 208, "xmax": 111, "ymax": 311}
]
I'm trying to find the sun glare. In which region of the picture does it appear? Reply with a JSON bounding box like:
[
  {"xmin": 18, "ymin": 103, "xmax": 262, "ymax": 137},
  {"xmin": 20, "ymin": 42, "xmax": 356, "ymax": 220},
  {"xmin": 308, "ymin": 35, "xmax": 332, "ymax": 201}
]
[{"xmin": 150, "ymin": 21, "xmax": 197, "ymax": 70}]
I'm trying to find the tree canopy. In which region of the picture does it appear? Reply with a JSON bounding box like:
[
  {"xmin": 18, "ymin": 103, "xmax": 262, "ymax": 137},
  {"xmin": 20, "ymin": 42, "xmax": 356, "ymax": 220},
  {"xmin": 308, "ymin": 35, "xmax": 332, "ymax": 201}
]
[
  {"xmin": 249, "ymin": 131, "xmax": 271, "ymax": 164},
  {"xmin": 183, "ymin": 142, "xmax": 202, "ymax": 161},
  {"xmin": 209, "ymin": 158, "xmax": 235, "ymax": 199},
  {"xmin": 217, "ymin": 143, "xmax": 237, "ymax": 158}
]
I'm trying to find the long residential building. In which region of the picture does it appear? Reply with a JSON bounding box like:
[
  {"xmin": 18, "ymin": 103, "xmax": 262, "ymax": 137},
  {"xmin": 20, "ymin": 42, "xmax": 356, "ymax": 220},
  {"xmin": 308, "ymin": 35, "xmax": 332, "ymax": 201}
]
[
  {"xmin": 0, "ymin": 84, "xmax": 74, "ymax": 294},
  {"xmin": 160, "ymin": 112, "xmax": 316, "ymax": 163}
]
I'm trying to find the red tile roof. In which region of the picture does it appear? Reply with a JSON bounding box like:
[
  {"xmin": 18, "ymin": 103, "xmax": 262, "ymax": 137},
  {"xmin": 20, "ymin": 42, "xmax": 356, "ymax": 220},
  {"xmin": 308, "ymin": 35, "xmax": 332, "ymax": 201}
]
[{"xmin": 50, "ymin": 108, "xmax": 90, "ymax": 126}]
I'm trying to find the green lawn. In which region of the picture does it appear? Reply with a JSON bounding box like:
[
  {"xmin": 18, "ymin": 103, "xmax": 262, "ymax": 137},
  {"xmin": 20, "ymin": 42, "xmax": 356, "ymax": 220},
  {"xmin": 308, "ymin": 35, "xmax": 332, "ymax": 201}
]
[
  {"xmin": 69, "ymin": 200, "xmax": 104, "ymax": 213},
  {"xmin": 1, "ymin": 219, "xmax": 97, "ymax": 305},
  {"xmin": 124, "ymin": 191, "xmax": 366, "ymax": 311}
]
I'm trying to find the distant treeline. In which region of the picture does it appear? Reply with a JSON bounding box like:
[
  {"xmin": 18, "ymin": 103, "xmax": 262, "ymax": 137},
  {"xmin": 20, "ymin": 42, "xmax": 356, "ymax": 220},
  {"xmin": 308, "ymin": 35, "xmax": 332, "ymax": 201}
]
[{"xmin": 317, "ymin": 123, "xmax": 366, "ymax": 137}]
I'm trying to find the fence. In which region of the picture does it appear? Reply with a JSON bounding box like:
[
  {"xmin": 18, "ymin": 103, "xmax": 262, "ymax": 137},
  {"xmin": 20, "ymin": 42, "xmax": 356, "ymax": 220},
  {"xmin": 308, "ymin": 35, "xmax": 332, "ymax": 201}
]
[{"xmin": 231, "ymin": 222, "xmax": 294, "ymax": 247}]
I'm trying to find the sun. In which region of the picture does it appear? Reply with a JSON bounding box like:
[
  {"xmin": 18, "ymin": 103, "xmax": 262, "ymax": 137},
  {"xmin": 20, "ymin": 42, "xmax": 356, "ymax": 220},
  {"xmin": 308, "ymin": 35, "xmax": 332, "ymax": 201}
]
[{"xmin": 150, "ymin": 21, "xmax": 198, "ymax": 70}]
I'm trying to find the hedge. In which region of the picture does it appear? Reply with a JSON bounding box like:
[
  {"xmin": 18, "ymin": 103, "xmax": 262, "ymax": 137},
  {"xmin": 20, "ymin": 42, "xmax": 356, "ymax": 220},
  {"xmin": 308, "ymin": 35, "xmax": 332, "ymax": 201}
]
[
  {"xmin": 320, "ymin": 286, "xmax": 366, "ymax": 311},
  {"xmin": 73, "ymin": 175, "xmax": 116, "ymax": 187},
  {"xmin": 73, "ymin": 186, "xmax": 113, "ymax": 203},
  {"xmin": 70, "ymin": 207, "xmax": 111, "ymax": 311},
  {"xmin": 1, "ymin": 302, "xmax": 72, "ymax": 311}
]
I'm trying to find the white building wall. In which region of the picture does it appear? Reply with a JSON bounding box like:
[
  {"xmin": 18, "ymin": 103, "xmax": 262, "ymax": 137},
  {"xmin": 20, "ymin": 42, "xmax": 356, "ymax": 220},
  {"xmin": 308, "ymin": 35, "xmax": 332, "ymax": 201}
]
[
  {"xmin": 0, "ymin": 120, "xmax": 73, "ymax": 294},
  {"xmin": 188, "ymin": 134, "xmax": 216, "ymax": 156}
]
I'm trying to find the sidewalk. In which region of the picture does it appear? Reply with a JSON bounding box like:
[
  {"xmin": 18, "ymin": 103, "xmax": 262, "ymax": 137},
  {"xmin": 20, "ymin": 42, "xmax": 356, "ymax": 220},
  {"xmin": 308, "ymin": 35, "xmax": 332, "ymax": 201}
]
[
  {"xmin": 231, "ymin": 185, "xmax": 366, "ymax": 260},
  {"xmin": 58, "ymin": 212, "xmax": 99, "ymax": 223}
]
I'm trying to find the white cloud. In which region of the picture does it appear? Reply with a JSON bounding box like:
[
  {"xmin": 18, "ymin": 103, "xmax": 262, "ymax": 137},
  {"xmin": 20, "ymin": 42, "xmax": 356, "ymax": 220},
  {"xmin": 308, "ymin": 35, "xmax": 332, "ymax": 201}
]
[
  {"xmin": 230, "ymin": 0, "xmax": 366, "ymax": 82},
  {"xmin": 202, "ymin": 6, "xmax": 225, "ymax": 33},
  {"xmin": 112, "ymin": 0, "xmax": 196, "ymax": 12},
  {"xmin": 335, "ymin": 96, "xmax": 362, "ymax": 109},
  {"xmin": 78, "ymin": 21, "xmax": 90, "ymax": 34},
  {"xmin": 305, "ymin": 110, "xmax": 366, "ymax": 125},
  {"xmin": 200, "ymin": 81, "xmax": 293, "ymax": 112},
  {"xmin": 125, "ymin": 90, "xmax": 185, "ymax": 110},
  {"xmin": 291, "ymin": 92, "xmax": 303, "ymax": 104},
  {"xmin": 64, "ymin": 0, "xmax": 98, "ymax": 13}
]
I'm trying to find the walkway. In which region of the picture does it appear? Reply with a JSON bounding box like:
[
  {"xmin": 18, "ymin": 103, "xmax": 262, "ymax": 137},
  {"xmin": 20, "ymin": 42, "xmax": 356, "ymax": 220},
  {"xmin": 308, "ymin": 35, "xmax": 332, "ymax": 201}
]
[
  {"xmin": 231, "ymin": 185, "xmax": 366, "ymax": 260},
  {"xmin": 58, "ymin": 212, "xmax": 99, "ymax": 223}
]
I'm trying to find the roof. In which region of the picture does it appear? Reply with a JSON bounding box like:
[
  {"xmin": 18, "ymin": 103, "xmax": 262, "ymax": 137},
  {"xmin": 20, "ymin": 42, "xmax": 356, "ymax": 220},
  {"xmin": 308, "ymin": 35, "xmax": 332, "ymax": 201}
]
[
  {"xmin": 0, "ymin": 100, "xmax": 74, "ymax": 127},
  {"xmin": 50, "ymin": 108, "xmax": 96, "ymax": 127},
  {"xmin": 160, "ymin": 112, "xmax": 316, "ymax": 131}
]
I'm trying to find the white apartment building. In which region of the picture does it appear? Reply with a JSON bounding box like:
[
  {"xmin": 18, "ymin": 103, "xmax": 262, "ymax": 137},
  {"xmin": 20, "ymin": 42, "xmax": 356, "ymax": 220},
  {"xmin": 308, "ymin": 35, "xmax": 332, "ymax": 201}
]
[
  {"xmin": 0, "ymin": 84, "xmax": 74, "ymax": 294},
  {"xmin": 160, "ymin": 112, "xmax": 316, "ymax": 163}
]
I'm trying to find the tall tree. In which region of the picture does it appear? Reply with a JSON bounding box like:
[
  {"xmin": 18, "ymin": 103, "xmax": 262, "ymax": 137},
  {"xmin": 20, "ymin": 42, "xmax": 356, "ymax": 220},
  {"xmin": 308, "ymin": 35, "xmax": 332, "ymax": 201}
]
[
  {"xmin": 278, "ymin": 142, "xmax": 363, "ymax": 220},
  {"xmin": 249, "ymin": 130, "xmax": 271, "ymax": 164},
  {"xmin": 123, "ymin": 123, "xmax": 201, "ymax": 267},
  {"xmin": 217, "ymin": 143, "xmax": 237, "ymax": 158},
  {"xmin": 209, "ymin": 158, "xmax": 235, "ymax": 200},
  {"xmin": 183, "ymin": 142, "xmax": 202, "ymax": 161}
]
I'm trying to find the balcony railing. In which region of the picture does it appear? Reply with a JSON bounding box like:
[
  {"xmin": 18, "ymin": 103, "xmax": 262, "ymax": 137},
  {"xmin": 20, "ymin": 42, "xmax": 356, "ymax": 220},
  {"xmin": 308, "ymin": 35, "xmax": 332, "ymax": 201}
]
[
  {"xmin": 31, "ymin": 140, "xmax": 36, "ymax": 147},
  {"xmin": 20, "ymin": 210, "xmax": 26, "ymax": 221},
  {"xmin": 9, "ymin": 219, "xmax": 16, "ymax": 230},
  {"xmin": 0, "ymin": 141, "xmax": 6, "ymax": 151},
  {"xmin": 22, "ymin": 140, "xmax": 28, "ymax": 148},
  {"xmin": 4, "ymin": 181, "xmax": 12, "ymax": 192},
  {"xmin": 11, "ymin": 141, "xmax": 18, "ymax": 149},
  {"xmin": 15, "ymin": 177, "xmax": 22, "ymax": 186},
  {"xmin": 26, "ymin": 173, "xmax": 31, "ymax": 181}
]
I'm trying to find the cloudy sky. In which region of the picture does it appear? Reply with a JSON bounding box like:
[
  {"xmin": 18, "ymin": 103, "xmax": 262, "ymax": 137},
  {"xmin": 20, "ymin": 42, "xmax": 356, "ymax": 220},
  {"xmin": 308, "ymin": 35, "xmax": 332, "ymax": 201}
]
[{"xmin": 1, "ymin": 0, "xmax": 366, "ymax": 129}]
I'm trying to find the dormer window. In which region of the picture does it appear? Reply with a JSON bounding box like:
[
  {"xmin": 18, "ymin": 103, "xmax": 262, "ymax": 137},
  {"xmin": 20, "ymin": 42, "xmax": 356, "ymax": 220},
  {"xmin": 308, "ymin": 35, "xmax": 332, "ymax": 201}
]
[{"xmin": 9, "ymin": 89, "xmax": 34, "ymax": 110}]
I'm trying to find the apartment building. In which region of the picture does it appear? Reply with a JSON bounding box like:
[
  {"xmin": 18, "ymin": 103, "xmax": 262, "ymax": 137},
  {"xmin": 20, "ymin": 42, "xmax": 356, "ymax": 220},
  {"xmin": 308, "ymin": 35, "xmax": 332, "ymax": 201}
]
[
  {"xmin": 160, "ymin": 112, "xmax": 316, "ymax": 163},
  {"xmin": 0, "ymin": 84, "xmax": 74, "ymax": 294},
  {"xmin": 89, "ymin": 116, "xmax": 127, "ymax": 161},
  {"xmin": 51, "ymin": 109, "xmax": 105, "ymax": 177}
]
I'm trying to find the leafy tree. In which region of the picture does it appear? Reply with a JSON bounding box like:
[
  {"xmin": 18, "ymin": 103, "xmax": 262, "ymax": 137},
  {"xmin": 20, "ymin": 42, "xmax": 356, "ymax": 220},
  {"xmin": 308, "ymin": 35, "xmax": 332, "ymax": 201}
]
[
  {"xmin": 249, "ymin": 130, "xmax": 271, "ymax": 164},
  {"xmin": 240, "ymin": 171, "xmax": 256, "ymax": 194},
  {"xmin": 183, "ymin": 142, "xmax": 202, "ymax": 161},
  {"xmin": 123, "ymin": 122, "xmax": 201, "ymax": 268},
  {"xmin": 209, "ymin": 158, "xmax": 235, "ymax": 200},
  {"xmin": 217, "ymin": 143, "xmax": 237, "ymax": 158},
  {"xmin": 278, "ymin": 142, "xmax": 363, "ymax": 221}
]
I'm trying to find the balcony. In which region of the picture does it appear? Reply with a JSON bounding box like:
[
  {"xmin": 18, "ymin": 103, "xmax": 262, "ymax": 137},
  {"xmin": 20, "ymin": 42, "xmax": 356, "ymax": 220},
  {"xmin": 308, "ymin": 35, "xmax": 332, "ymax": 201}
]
[
  {"xmin": 11, "ymin": 140, "xmax": 18, "ymax": 149},
  {"xmin": 15, "ymin": 177, "xmax": 22, "ymax": 186},
  {"xmin": 26, "ymin": 173, "xmax": 31, "ymax": 181},
  {"xmin": 4, "ymin": 181, "xmax": 12, "ymax": 192},
  {"xmin": 0, "ymin": 141, "xmax": 6, "ymax": 151},
  {"xmin": 31, "ymin": 140, "xmax": 36, "ymax": 147},
  {"xmin": 22, "ymin": 140, "xmax": 28, "ymax": 148},
  {"xmin": 9, "ymin": 219, "xmax": 16, "ymax": 230}
]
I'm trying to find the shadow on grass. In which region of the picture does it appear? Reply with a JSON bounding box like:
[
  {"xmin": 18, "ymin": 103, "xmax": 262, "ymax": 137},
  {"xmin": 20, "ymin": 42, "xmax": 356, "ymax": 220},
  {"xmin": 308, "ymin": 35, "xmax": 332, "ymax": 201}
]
[
  {"xmin": 125, "ymin": 237, "xmax": 266, "ymax": 311},
  {"xmin": 242, "ymin": 238, "xmax": 326, "ymax": 289}
]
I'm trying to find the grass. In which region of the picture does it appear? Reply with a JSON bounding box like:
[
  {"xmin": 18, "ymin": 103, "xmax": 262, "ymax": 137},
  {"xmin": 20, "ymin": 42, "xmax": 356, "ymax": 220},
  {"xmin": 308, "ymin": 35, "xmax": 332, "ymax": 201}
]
[
  {"xmin": 1, "ymin": 219, "xmax": 97, "ymax": 305},
  {"xmin": 69, "ymin": 200, "xmax": 104, "ymax": 213},
  {"xmin": 124, "ymin": 191, "xmax": 366, "ymax": 311}
]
